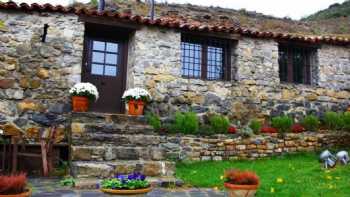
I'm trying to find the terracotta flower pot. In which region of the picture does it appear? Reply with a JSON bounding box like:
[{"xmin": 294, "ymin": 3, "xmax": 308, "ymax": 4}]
[
  {"xmin": 101, "ymin": 187, "xmax": 152, "ymax": 195},
  {"xmin": 72, "ymin": 96, "xmax": 89, "ymax": 112},
  {"xmin": 127, "ymin": 100, "xmax": 145, "ymax": 116},
  {"xmin": 224, "ymin": 182, "xmax": 259, "ymax": 197},
  {"xmin": 0, "ymin": 189, "xmax": 32, "ymax": 197}
]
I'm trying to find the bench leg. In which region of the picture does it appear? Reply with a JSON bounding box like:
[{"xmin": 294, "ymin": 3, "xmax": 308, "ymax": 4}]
[
  {"xmin": 12, "ymin": 140, "xmax": 18, "ymax": 174},
  {"xmin": 41, "ymin": 141, "xmax": 49, "ymax": 176}
]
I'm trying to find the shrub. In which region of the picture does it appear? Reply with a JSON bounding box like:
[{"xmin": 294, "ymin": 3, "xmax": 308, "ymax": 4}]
[
  {"xmin": 228, "ymin": 126, "xmax": 237, "ymax": 134},
  {"xmin": 291, "ymin": 124, "xmax": 306, "ymax": 133},
  {"xmin": 239, "ymin": 126, "xmax": 254, "ymax": 138},
  {"xmin": 323, "ymin": 111, "xmax": 344, "ymax": 130},
  {"xmin": 0, "ymin": 173, "xmax": 27, "ymax": 195},
  {"xmin": 224, "ymin": 169, "xmax": 259, "ymax": 185},
  {"xmin": 261, "ymin": 127, "xmax": 278, "ymax": 134},
  {"xmin": 208, "ymin": 115, "xmax": 230, "ymax": 134},
  {"xmin": 171, "ymin": 111, "xmax": 199, "ymax": 134},
  {"xmin": 145, "ymin": 112, "xmax": 161, "ymax": 131},
  {"xmin": 271, "ymin": 116, "xmax": 293, "ymax": 134},
  {"xmin": 341, "ymin": 112, "xmax": 350, "ymax": 131},
  {"xmin": 302, "ymin": 115, "xmax": 320, "ymax": 132},
  {"xmin": 249, "ymin": 119, "xmax": 262, "ymax": 135},
  {"xmin": 60, "ymin": 177, "xmax": 75, "ymax": 187}
]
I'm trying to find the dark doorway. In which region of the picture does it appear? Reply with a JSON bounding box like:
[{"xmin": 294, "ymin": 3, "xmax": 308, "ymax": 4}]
[{"xmin": 82, "ymin": 23, "xmax": 130, "ymax": 113}]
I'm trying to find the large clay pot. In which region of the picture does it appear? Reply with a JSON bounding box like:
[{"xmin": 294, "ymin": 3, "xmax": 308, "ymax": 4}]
[
  {"xmin": 101, "ymin": 187, "xmax": 152, "ymax": 195},
  {"xmin": 72, "ymin": 96, "xmax": 89, "ymax": 112},
  {"xmin": 0, "ymin": 189, "xmax": 32, "ymax": 197},
  {"xmin": 127, "ymin": 100, "xmax": 145, "ymax": 116},
  {"xmin": 224, "ymin": 182, "xmax": 259, "ymax": 197}
]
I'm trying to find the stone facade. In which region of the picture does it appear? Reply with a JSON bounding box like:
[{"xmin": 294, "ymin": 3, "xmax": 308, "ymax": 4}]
[
  {"xmin": 0, "ymin": 10, "xmax": 349, "ymax": 141},
  {"xmin": 0, "ymin": 11, "xmax": 83, "ymax": 138}
]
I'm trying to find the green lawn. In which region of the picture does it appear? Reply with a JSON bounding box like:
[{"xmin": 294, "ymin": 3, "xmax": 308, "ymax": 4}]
[{"xmin": 176, "ymin": 152, "xmax": 350, "ymax": 197}]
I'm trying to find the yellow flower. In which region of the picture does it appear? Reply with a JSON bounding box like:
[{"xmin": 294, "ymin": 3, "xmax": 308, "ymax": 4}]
[
  {"xmin": 213, "ymin": 187, "xmax": 219, "ymax": 190},
  {"xmin": 326, "ymin": 175, "xmax": 333, "ymax": 180},
  {"xmin": 276, "ymin": 178, "xmax": 284, "ymax": 183},
  {"xmin": 220, "ymin": 176, "xmax": 224, "ymax": 180},
  {"xmin": 270, "ymin": 187, "xmax": 275, "ymax": 193}
]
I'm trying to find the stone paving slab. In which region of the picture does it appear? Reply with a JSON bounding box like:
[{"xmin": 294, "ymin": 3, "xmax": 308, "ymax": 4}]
[{"xmin": 30, "ymin": 178, "xmax": 225, "ymax": 197}]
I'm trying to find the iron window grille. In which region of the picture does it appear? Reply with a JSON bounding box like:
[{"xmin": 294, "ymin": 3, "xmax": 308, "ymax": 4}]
[
  {"xmin": 278, "ymin": 44, "xmax": 317, "ymax": 85},
  {"xmin": 181, "ymin": 34, "xmax": 232, "ymax": 81}
]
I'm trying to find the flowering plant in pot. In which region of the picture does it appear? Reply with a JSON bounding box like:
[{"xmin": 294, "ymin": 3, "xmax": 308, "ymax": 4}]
[
  {"xmin": 0, "ymin": 173, "xmax": 31, "ymax": 197},
  {"xmin": 100, "ymin": 172, "xmax": 152, "ymax": 195},
  {"xmin": 122, "ymin": 88, "xmax": 152, "ymax": 116},
  {"xmin": 224, "ymin": 169, "xmax": 260, "ymax": 197},
  {"xmin": 69, "ymin": 82, "xmax": 99, "ymax": 112}
]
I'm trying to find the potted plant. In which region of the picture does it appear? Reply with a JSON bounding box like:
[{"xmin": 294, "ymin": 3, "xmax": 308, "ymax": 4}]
[
  {"xmin": 224, "ymin": 169, "xmax": 260, "ymax": 197},
  {"xmin": 0, "ymin": 173, "xmax": 31, "ymax": 197},
  {"xmin": 69, "ymin": 82, "xmax": 99, "ymax": 112},
  {"xmin": 122, "ymin": 88, "xmax": 152, "ymax": 116},
  {"xmin": 100, "ymin": 172, "xmax": 152, "ymax": 195}
]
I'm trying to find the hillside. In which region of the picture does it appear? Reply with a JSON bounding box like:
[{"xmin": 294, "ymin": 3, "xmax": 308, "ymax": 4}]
[
  {"xmin": 304, "ymin": 0, "xmax": 350, "ymax": 21},
  {"xmin": 80, "ymin": 0, "xmax": 350, "ymax": 37}
]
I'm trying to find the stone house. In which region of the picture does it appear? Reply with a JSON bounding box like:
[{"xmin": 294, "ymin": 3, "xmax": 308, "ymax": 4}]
[{"xmin": 0, "ymin": 1, "xmax": 350, "ymax": 178}]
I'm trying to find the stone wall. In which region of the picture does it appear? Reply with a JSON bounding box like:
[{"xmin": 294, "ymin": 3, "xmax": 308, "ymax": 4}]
[
  {"xmin": 131, "ymin": 27, "xmax": 350, "ymax": 121},
  {"xmin": 0, "ymin": 10, "xmax": 349, "ymax": 135},
  {"xmin": 0, "ymin": 10, "xmax": 84, "ymax": 138}
]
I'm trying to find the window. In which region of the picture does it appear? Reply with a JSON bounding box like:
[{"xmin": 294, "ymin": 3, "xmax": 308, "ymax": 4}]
[
  {"xmin": 278, "ymin": 44, "xmax": 316, "ymax": 85},
  {"xmin": 181, "ymin": 35, "xmax": 232, "ymax": 80},
  {"xmin": 90, "ymin": 40, "xmax": 119, "ymax": 77}
]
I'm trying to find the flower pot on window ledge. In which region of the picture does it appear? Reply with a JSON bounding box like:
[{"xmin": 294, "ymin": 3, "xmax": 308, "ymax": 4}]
[
  {"xmin": 127, "ymin": 100, "xmax": 145, "ymax": 116},
  {"xmin": 72, "ymin": 96, "xmax": 89, "ymax": 112}
]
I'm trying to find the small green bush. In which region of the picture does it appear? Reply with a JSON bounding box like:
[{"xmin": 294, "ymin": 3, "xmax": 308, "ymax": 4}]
[
  {"xmin": 209, "ymin": 115, "xmax": 230, "ymax": 134},
  {"xmin": 249, "ymin": 119, "xmax": 262, "ymax": 135},
  {"xmin": 171, "ymin": 112, "xmax": 199, "ymax": 134},
  {"xmin": 145, "ymin": 112, "xmax": 161, "ymax": 131},
  {"xmin": 271, "ymin": 116, "xmax": 293, "ymax": 134},
  {"xmin": 302, "ymin": 115, "xmax": 320, "ymax": 132},
  {"xmin": 323, "ymin": 111, "xmax": 344, "ymax": 130},
  {"xmin": 341, "ymin": 112, "xmax": 350, "ymax": 131}
]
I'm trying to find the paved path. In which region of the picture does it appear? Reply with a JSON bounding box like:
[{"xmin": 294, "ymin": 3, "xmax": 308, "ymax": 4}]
[{"xmin": 30, "ymin": 178, "xmax": 225, "ymax": 197}]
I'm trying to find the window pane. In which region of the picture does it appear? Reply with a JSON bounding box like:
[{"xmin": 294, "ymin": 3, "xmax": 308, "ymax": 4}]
[
  {"xmin": 207, "ymin": 46, "xmax": 224, "ymax": 80},
  {"xmin": 106, "ymin": 54, "xmax": 118, "ymax": 65},
  {"xmin": 106, "ymin": 43, "xmax": 118, "ymax": 53},
  {"xmin": 181, "ymin": 41, "xmax": 201, "ymax": 78},
  {"xmin": 91, "ymin": 64, "xmax": 104, "ymax": 75},
  {"xmin": 105, "ymin": 65, "xmax": 117, "ymax": 76},
  {"xmin": 93, "ymin": 41, "xmax": 105, "ymax": 51},
  {"xmin": 92, "ymin": 52, "xmax": 104, "ymax": 63}
]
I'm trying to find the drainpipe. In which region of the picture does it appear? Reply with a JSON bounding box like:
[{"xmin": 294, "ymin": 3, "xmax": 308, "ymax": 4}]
[
  {"xmin": 149, "ymin": 0, "xmax": 155, "ymax": 20},
  {"xmin": 98, "ymin": 0, "xmax": 105, "ymax": 12}
]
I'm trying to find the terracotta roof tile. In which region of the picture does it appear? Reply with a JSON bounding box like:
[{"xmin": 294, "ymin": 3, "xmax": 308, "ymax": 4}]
[{"xmin": 0, "ymin": 2, "xmax": 349, "ymax": 46}]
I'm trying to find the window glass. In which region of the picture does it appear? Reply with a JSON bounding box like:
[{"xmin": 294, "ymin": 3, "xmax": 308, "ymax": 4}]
[
  {"xmin": 92, "ymin": 52, "xmax": 104, "ymax": 63},
  {"xmin": 91, "ymin": 64, "xmax": 104, "ymax": 75},
  {"xmin": 106, "ymin": 54, "xmax": 118, "ymax": 65},
  {"xmin": 105, "ymin": 66, "xmax": 117, "ymax": 76},
  {"xmin": 106, "ymin": 43, "xmax": 118, "ymax": 53},
  {"xmin": 93, "ymin": 41, "xmax": 105, "ymax": 51}
]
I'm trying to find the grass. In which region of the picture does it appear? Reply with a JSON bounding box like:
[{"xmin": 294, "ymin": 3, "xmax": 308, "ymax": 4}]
[{"xmin": 176, "ymin": 152, "xmax": 350, "ymax": 197}]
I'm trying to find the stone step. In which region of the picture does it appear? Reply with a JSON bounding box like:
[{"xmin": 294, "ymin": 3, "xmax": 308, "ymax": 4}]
[
  {"xmin": 71, "ymin": 145, "xmax": 168, "ymax": 161},
  {"xmin": 72, "ymin": 112, "xmax": 148, "ymax": 125},
  {"xmin": 71, "ymin": 160, "xmax": 175, "ymax": 178},
  {"xmin": 72, "ymin": 122, "xmax": 154, "ymax": 136},
  {"xmin": 72, "ymin": 133, "xmax": 169, "ymax": 146}
]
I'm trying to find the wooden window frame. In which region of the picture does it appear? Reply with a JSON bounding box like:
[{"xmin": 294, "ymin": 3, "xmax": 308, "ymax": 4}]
[
  {"xmin": 181, "ymin": 34, "xmax": 233, "ymax": 81},
  {"xmin": 278, "ymin": 43, "xmax": 317, "ymax": 85}
]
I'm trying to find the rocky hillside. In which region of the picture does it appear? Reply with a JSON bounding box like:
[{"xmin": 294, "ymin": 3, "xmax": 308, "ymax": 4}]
[{"xmin": 81, "ymin": 0, "xmax": 350, "ymax": 37}]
